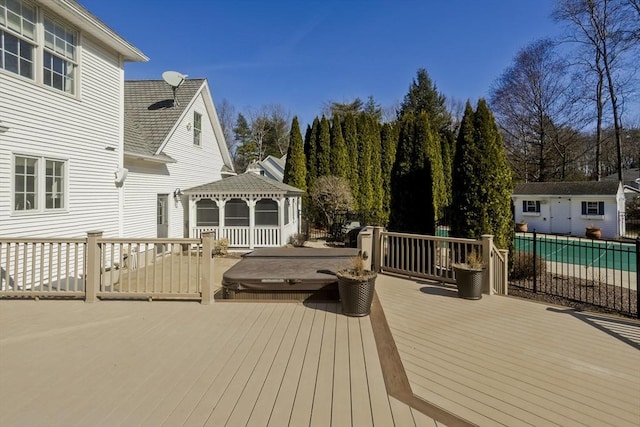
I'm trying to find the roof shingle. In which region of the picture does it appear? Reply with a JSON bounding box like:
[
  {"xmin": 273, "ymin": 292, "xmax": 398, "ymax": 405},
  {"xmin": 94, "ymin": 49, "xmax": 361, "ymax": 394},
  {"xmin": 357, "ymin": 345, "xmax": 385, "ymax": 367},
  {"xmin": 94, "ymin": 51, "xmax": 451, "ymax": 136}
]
[
  {"xmin": 186, "ymin": 173, "xmax": 303, "ymax": 195},
  {"xmin": 513, "ymin": 181, "xmax": 620, "ymax": 196},
  {"xmin": 124, "ymin": 79, "xmax": 205, "ymax": 157}
]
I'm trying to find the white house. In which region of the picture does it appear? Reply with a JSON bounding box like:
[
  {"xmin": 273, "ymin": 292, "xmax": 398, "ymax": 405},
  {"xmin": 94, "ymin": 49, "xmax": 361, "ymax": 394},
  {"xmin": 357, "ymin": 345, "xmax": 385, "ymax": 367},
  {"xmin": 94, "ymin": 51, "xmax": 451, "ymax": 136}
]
[
  {"xmin": 246, "ymin": 154, "xmax": 286, "ymax": 181},
  {"xmin": 122, "ymin": 79, "xmax": 234, "ymax": 238},
  {"xmin": 0, "ymin": 0, "xmax": 147, "ymax": 238},
  {"xmin": 512, "ymin": 181, "xmax": 626, "ymax": 239}
]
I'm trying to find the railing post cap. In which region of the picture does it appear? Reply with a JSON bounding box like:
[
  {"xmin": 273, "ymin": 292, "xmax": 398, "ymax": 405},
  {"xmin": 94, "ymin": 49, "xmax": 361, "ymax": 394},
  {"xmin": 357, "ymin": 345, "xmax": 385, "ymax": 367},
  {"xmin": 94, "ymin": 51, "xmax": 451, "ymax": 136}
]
[
  {"xmin": 481, "ymin": 234, "xmax": 494, "ymax": 240},
  {"xmin": 87, "ymin": 230, "xmax": 104, "ymax": 237}
]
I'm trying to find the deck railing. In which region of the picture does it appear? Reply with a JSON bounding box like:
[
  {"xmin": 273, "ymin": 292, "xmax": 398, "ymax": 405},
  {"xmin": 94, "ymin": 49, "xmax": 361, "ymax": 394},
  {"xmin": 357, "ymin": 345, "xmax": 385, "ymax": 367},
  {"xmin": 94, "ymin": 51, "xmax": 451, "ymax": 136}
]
[
  {"xmin": 0, "ymin": 231, "xmax": 216, "ymax": 304},
  {"xmin": 368, "ymin": 228, "xmax": 508, "ymax": 295},
  {"xmin": 192, "ymin": 223, "xmax": 300, "ymax": 248}
]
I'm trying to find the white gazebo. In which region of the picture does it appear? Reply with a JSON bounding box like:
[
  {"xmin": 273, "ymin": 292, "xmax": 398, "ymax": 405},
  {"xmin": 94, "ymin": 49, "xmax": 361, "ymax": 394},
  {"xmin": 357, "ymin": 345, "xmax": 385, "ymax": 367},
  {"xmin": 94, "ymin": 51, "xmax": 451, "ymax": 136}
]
[{"xmin": 186, "ymin": 172, "xmax": 303, "ymax": 248}]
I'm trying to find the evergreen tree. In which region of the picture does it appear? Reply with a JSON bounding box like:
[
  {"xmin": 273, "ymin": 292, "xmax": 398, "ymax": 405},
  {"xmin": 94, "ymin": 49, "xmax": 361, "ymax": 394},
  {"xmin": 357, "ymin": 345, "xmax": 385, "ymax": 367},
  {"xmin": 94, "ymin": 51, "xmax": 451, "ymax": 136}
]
[
  {"xmin": 317, "ymin": 116, "xmax": 331, "ymax": 177},
  {"xmin": 356, "ymin": 113, "xmax": 373, "ymax": 224},
  {"xmin": 305, "ymin": 117, "xmax": 320, "ymax": 191},
  {"xmin": 283, "ymin": 116, "xmax": 307, "ymax": 191},
  {"xmin": 330, "ymin": 117, "xmax": 349, "ymax": 178},
  {"xmin": 440, "ymin": 129, "xmax": 455, "ymax": 212},
  {"xmin": 342, "ymin": 113, "xmax": 360, "ymax": 211},
  {"xmin": 474, "ymin": 99, "xmax": 513, "ymax": 249},
  {"xmin": 388, "ymin": 112, "xmax": 443, "ymax": 235},
  {"xmin": 369, "ymin": 116, "xmax": 384, "ymax": 225},
  {"xmin": 380, "ymin": 122, "xmax": 399, "ymax": 225},
  {"xmin": 363, "ymin": 95, "xmax": 383, "ymax": 121},
  {"xmin": 398, "ymin": 68, "xmax": 451, "ymax": 132},
  {"xmin": 450, "ymin": 100, "xmax": 513, "ymax": 249}
]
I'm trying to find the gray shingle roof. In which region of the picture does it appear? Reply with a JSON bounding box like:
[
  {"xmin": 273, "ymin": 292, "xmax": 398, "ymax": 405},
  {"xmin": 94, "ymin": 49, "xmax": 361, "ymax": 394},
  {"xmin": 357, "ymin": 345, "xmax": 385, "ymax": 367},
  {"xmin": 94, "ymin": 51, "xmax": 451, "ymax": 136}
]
[
  {"xmin": 514, "ymin": 181, "xmax": 620, "ymax": 196},
  {"xmin": 186, "ymin": 172, "xmax": 304, "ymax": 195},
  {"xmin": 124, "ymin": 79, "xmax": 205, "ymax": 157}
]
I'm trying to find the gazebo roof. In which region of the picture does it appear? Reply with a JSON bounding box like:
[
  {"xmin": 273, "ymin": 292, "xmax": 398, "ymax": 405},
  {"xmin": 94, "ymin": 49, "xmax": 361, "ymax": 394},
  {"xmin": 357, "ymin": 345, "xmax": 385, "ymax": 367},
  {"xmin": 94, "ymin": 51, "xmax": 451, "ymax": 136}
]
[{"xmin": 186, "ymin": 172, "xmax": 303, "ymax": 196}]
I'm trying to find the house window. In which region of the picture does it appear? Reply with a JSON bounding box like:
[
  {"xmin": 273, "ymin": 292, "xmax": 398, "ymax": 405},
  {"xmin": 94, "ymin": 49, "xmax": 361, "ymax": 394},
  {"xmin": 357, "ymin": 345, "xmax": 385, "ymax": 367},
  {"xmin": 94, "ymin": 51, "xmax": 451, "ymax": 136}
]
[
  {"xmin": 582, "ymin": 201, "xmax": 604, "ymax": 216},
  {"xmin": 0, "ymin": 1, "xmax": 78, "ymax": 94},
  {"xmin": 255, "ymin": 199, "xmax": 278, "ymax": 226},
  {"xmin": 522, "ymin": 200, "xmax": 540, "ymax": 213},
  {"xmin": 14, "ymin": 155, "xmax": 66, "ymax": 212},
  {"xmin": 0, "ymin": 0, "xmax": 36, "ymax": 79},
  {"xmin": 284, "ymin": 199, "xmax": 290, "ymax": 224},
  {"xmin": 43, "ymin": 16, "xmax": 77, "ymax": 94},
  {"xmin": 225, "ymin": 198, "xmax": 249, "ymax": 226},
  {"xmin": 193, "ymin": 112, "xmax": 202, "ymax": 146},
  {"xmin": 196, "ymin": 199, "xmax": 219, "ymax": 226}
]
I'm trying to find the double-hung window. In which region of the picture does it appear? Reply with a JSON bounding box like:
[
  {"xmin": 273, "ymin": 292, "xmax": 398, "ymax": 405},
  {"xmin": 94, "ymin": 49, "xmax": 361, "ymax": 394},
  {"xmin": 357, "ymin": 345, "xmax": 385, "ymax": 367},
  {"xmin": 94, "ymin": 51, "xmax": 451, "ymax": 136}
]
[
  {"xmin": 582, "ymin": 201, "xmax": 604, "ymax": 216},
  {"xmin": 193, "ymin": 112, "xmax": 202, "ymax": 146},
  {"xmin": 1, "ymin": 0, "xmax": 78, "ymax": 94},
  {"xmin": 14, "ymin": 155, "xmax": 66, "ymax": 212},
  {"xmin": 522, "ymin": 200, "xmax": 540, "ymax": 213},
  {"xmin": 0, "ymin": 0, "xmax": 36, "ymax": 79},
  {"xmin": 43, "ymin": 16, "xmax": 77, "ymax": 94}
]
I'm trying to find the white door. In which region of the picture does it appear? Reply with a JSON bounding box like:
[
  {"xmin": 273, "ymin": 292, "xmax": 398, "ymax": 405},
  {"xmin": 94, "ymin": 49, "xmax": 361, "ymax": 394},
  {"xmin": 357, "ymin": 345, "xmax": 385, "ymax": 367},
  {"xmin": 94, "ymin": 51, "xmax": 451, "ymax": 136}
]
[{"xmin": 550, "ymin": 198, "xmax": 571, "ymax": 234}]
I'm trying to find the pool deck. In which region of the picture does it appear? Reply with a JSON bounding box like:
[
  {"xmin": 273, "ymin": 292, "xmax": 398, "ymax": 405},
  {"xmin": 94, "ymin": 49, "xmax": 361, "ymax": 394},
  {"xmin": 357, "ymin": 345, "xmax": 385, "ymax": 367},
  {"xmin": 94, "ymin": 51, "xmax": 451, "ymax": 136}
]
[{"xmin": 1, "ymin": 273, "xmax": 639, "ymax": 426}]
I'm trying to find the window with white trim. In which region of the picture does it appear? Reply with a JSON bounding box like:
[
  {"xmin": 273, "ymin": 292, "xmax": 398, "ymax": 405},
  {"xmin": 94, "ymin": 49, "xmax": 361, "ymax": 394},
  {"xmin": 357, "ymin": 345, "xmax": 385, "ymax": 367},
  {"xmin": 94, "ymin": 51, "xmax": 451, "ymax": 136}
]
[
  {"xmin": 0, "ymin": 0, "xmax": 78, "ymax": 94},
  {"xmin": 522, "ymin": 200, "xmax": 540, "ymax": 213},
  {"xmin": 582, "ymin": 201, "xmax": 604, "ymax": 216},
  {"xmin": 0, "ymin": 0, "xmax": 36, "ymax": 79},
  {"xmin": 193, "ymin": 112, "xmax": 202, "ymax": 146},
  {"xmin": 14, "ymin": 154, "xmax": 66, "ymax": 212},
  {"xmin": 43, "ymin": 16, "xmax": 77, "ymax": 94}
]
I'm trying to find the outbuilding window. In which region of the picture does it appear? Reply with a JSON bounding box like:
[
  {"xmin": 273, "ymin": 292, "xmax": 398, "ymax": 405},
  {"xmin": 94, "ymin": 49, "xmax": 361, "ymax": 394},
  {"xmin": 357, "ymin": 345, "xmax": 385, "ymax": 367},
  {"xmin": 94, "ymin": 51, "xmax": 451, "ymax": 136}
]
[
  {"xmin": 582, "ymin": 201, "xmax": 604, "ymax": 216},
  {"xmin": 193, "ymin": 112, "xmax": 202, "ymax": 146},
  {"xmin": 255, "ymin": 199, "xmax": 278, "ymax": 226},
  {"xmin": 196, "ymin": 199, "xmax": 219, "ymax": 226},
  {"xmin": 225, "ymin": 199, "xmax": 249, "ymax": 226},
  {"xmin": 522, "ymin": 200, "xmax": 540, "ymax": 213}
]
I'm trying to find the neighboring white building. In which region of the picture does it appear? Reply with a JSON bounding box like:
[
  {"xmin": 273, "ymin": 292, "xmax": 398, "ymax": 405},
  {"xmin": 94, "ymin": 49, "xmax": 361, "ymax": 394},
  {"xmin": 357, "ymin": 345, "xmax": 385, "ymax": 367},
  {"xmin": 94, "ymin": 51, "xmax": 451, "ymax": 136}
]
[
  {"xmin": 246, "ymin": 154, "xmax": 286, "ymax": 182},
  {"xmin": 0, "ymin": 0, "xmax": 147, "ymax": 238},
  {"xmin": 122, "ymin": 79, "xmax": 234, "ymax": 238},
  {"xmin": 512, "ymin": 181, "xmax": 626, "ymax": 239}
]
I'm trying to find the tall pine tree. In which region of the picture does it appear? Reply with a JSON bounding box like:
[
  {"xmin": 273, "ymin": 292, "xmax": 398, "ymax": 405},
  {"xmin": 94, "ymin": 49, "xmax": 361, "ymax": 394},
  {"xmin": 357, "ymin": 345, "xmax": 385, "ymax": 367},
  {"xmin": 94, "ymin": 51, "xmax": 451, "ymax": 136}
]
[
  {"xmin": 317, "ymin": 116, "xmax": 332, "ymax": 177},
  {"xmin": 283, "ymin": 116, "xmax": 307, "ymax": 191},
  {"xmin": 342, "ymin": 113, "xmax": 360, "ymax": 211},
  {"xmin": 330, "ymin": 117, "xmax": 349, "ymax": 178},
  {"xmin": 305, "ymin": 117, "xmax": 320, "ymax": 192}
]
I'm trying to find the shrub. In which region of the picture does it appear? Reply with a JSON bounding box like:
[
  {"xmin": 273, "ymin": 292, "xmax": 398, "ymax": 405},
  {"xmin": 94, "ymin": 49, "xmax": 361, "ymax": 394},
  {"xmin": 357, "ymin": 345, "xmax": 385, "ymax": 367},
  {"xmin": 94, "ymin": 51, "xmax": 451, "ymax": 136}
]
[
  {"xmin": 213, "ymin": 238, "xmax": 229, "ymax": 257},
  {"xmin": 511, "ymin": 252, "xmax": 546, "ymax": 279},
  {"xmin": 288, "ymin": 233, "xmax": 306, "ymax": 247}
]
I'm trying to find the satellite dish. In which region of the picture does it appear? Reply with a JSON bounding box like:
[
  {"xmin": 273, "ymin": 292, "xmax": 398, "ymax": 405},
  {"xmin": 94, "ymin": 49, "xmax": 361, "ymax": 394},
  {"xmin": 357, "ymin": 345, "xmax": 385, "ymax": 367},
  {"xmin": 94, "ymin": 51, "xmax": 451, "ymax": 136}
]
[{"xmin": 162, "ymin": 71, "xmax": 187, "ymax": 106}]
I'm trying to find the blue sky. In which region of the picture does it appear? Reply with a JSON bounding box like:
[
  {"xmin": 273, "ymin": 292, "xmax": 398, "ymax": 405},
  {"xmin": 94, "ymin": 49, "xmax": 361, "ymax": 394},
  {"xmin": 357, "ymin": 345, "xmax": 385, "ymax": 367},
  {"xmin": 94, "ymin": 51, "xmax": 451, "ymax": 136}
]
[{"xmin": 81, "ymin": 0, "xmax": 560, "ymax": 128}]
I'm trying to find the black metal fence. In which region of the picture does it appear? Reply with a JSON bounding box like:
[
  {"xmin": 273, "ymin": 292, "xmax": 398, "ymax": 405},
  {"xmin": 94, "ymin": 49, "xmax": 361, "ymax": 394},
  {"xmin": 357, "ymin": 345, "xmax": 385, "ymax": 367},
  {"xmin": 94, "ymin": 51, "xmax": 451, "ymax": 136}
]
[
  {"xmin": 510, "ymin": 231, "xmax": 639, "ymax": 318},
  {"xmin": 620, "ymin": 211, "xmax": 640, "ymax": 239}
]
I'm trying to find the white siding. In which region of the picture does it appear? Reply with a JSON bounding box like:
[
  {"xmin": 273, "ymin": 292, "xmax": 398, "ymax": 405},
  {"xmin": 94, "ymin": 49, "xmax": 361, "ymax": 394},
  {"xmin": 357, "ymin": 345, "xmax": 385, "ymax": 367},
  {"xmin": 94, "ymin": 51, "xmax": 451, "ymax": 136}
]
[
  {"xmin": 123, "ymin": 92, "xmax": 225, "ymax": 238},
  {"xmin": 0, "ymin": 35, "xmax": 123, "ymax": 239}
]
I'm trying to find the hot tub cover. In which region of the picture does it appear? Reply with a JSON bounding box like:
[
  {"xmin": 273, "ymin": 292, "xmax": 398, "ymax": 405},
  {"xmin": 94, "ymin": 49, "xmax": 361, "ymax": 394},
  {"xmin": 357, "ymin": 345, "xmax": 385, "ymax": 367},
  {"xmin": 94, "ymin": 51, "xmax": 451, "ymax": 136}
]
[{"xmin": 222, "ymin": 247, "xmax": 359, "ymax": 292}]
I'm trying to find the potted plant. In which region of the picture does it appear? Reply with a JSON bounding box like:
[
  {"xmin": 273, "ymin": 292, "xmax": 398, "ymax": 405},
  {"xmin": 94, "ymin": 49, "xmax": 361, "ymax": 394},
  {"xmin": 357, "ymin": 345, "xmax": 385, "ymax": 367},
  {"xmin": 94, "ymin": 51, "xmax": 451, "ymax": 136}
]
[
  {"xmin": 452, "ymin": 250, "xmax": 484, "ymax": 300},
  {"xmin": 336, "ymin": 251, "xmax": 377, "ymax": 316},
  {"xmin": 515, "ymin": 220, "xmax": 528, "ymax": 232},
  {"xmin": 585, "ymin": 225, "xmax": 601, "ymax": 239}
]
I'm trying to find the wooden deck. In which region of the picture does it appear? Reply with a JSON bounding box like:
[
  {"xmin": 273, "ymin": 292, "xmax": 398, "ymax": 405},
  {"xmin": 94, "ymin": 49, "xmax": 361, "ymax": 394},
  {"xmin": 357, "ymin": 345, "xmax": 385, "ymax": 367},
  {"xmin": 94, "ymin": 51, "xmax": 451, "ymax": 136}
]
[
  {"xmin": 1, "ymin": 272, "xmax": 639, "ymax": 426},
  {"xmin": 376, "ymin": 275, "xmax": 640, "ymax": 427}
]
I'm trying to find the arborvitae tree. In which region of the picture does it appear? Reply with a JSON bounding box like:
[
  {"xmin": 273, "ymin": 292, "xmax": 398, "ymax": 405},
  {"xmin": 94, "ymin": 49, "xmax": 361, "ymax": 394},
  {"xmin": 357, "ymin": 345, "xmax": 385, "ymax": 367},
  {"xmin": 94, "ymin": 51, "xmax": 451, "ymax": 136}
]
[
  {"xmin": 356, "ymin": 113, "xmax": 373, "ymax": 224},
  {"xmin": 330, "ymin": 117, "xmax": 349, "ymax": 178},
  {"xmin": 283, "ymin": 116, "xmax": 307, "ymax": 192},
  {"xmin": 317, "ymin": 116, "xmax": 332, "ymax": 177},
  {"xmin": 440, "ymin": 129, "xmax": 455, "ymax": 211},
  {"xmin": 305, "ymin": 117, "xmax": 320, "ymax": 191},
  {"xmin": 450, "ymin": 102, "xmax": 483, "ymax": 239},
  {"xmin": 474, "ymin": 99, "xmax": 513, "ymax": 249},
  {"xmin": 418, "ymin": 112, "xmax": 446, "ymax": 225},
  {"xmin": 450, "ymin": 100, "xmax": 513, "ymax": 249},
  {"xmin": 380, "ymin": 122, "xmax": 399, "ymax": 225},
  {"xmin": 342, "ymin": 113, "xmax": 360, "ymax": 211},
  {"xmin": 369, "ymin": 116, "xmax": 384, "ymax": 225}
]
